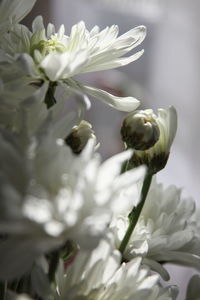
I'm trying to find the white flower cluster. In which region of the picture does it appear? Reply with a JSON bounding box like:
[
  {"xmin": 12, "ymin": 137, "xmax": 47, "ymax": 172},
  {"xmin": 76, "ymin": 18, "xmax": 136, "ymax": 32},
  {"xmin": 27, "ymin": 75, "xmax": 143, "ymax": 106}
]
[{"xmin": 0, "ymin": 1, "xmax": 199, "ymax": 300}]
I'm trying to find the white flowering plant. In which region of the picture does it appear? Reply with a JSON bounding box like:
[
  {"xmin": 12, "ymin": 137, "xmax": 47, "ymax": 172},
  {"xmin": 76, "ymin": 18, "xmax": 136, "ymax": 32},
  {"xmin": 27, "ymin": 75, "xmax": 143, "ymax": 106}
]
[{"xmin": 0, "ymin": 1, "xmax": 199, "ymax": 300}]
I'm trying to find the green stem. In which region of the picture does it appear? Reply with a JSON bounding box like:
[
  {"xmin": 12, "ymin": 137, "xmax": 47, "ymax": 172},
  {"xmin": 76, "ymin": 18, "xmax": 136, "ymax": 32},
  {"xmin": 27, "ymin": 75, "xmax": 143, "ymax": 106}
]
[
  {"xmin": 0, "ymin": 281, "xmax": 7, "ymax": 300},
  {"xmin": 48, "ymin": 251, "xmax": 60, "ymax": 283},
  {"xmin": 119, "ymin": 173, "xmax": 153, "ymax": 254},
  {"xmin": 44, "ymin": 83, "xmax": 57, "ymax": 109},
  {"xmin": 121, "ymin": 159, "xmax": 130, "ymax": 174}
]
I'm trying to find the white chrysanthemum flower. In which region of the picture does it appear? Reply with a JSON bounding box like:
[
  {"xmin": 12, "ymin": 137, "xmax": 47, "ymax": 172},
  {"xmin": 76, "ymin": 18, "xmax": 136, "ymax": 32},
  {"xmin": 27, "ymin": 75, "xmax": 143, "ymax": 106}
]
[
  {"xmin": 55, "ymin": 238, "xmax": 178, "ymax": 300},
  {"xmin": 0, "ymin": 110, "xmax": 145, "ymax": 279},
  {"xmin": 110, "ymin": 180, "xmax": 200, "ymax": 280},
  {"xmin": 0, "ymin": 14, "xmax": 146, "ymax": 111},
  {"xmin": 0, "ymin": 0, "xmax": 36, "ymax": 38},
  {"xmin": 126, "ymin": 106, "xmax": 177, "ymax": 173}
]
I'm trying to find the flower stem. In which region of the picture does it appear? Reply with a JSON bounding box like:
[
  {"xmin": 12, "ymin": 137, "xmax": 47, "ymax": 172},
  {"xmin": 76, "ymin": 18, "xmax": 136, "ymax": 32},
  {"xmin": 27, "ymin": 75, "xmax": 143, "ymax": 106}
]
[
  {"xmin": 119, "ymin": 173, "xmax": 153, "ymax": 254},
  {"xmin": 48, "ymin": 251, "xmax": 60, "ymax": 283},
  {"xmin": 121, "ymin": 159, "xmax": 130, "ymax": 174}
]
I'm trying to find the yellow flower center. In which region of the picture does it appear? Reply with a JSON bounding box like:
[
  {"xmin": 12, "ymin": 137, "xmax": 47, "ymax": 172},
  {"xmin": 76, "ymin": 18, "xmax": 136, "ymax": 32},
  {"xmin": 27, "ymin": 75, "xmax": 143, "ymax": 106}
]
[{"xmin": 31, "ymin": 37, "xmax": 66, "ymax": 56}]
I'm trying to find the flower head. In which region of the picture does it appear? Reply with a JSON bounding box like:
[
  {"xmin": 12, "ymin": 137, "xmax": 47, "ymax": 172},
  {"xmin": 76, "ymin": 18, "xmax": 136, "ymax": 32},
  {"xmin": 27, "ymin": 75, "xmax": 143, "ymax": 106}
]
[
  {"xmin": 0, "ymin": 103, "xmax": 145, "ymax": 279},
  {"xmin": 110, "ymin": 179, "xmax": 200, "ymax": 280},
  {"xmin": 0, "ymin": 14, "xmax": 146, "ymax": 112},
  {"xmin": 54, "ymin": 237, "xmax": 178, "ymax": 300}
]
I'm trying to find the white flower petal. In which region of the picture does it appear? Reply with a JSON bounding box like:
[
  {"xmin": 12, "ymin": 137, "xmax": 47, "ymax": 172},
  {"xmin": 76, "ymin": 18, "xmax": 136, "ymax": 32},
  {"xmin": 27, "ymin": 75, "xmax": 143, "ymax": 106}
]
[
  {"xmin": 40, "ymin": 50, "xmax": 88, "ymax": 81},
  {"xmin": 151, "ymin": 251, "xmax": 200, "ymax": 270},
  {"xmin": 82, "ymin": 84, "xmax": 140, "ymax": 112},
  {"xmin": 47, "ymin": 22, "xmax": 56, "ymax": 38},
  {"xmin": 57, "ymin": 240, "xmax": 174, "ymax": 300},
  {"xmin": 116, "ymin": 25, "xmax": 146, "ymax": 49},
  {"xmin": 0, "ymin": 0, "xmax": 36, "ymax": 24},
  {"xmin": 157, "ymin": 106, "xmax": 177, "ymax": 152},
  {"xmin": 143, "ymin": 258, "xmax": 170, "ymax": 281},
  {"xmin": 32, "ymin": 15, "xmax": 45, "ymax": 33},
  {"xmin": 97, "ymin": 150, "xmax": 133, "ymax": 190},
  {"xmin": 82, "ymin": 49, "xmax": 144, "ymax": 72}
]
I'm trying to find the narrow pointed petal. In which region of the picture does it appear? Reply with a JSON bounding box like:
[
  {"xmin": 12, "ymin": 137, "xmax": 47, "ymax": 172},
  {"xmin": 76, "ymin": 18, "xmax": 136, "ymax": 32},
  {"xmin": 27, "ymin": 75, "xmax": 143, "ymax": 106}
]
[{"xmin": 82, "ymin": 49, "xmax": 144, "ymax": 72}]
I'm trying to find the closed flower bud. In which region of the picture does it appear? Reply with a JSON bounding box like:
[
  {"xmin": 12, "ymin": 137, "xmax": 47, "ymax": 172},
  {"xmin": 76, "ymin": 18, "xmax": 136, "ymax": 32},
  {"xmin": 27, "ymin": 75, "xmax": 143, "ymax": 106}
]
[
  {"xmin": 126, "ymin": 106, "xmax": 177, "ymax": 174},
  {"xmin": 121, "ymin": 109, "xmax": 160, "ymax": 150},
  {"xmin": 65, "ymin": 120, "xmax": 97, "ymax": 154}
]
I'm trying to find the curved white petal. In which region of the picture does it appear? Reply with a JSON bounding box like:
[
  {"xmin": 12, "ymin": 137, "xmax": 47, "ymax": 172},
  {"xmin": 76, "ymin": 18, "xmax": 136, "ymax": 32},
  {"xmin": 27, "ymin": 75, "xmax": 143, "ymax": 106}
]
[
  {"xmin": 150, "ymin": 251, "xmax": 200, "ymax": 270},
  {"xmin": 82, "ymin": 84, "xmax": 140, "ymax": 112},
  {"xmin": 157, "ymin": 106, "xmax": 177, "ymax": 152},
  {"xmin": 116, "ymin": 25, "xmax": 146, "ymax": 49},
  {"xmin": 0, "ymin": 0, "xmax": 36, "ymax": 24},
  {"xmin": 143, "ymin": 258, "xmax": 170, "ymax": 281},
  {"xmin": 167, "ymin": 106, "xmax": 178, "ymax": 148}
]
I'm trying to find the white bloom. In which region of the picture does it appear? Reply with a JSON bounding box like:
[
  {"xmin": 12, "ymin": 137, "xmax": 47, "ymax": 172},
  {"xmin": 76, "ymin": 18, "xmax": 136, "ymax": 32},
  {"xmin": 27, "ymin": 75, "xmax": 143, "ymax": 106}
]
[
  {"xmin": 110, "ymin": 179, "xmax": 200, "ymax": 280},
  {"xmin": 0, "ymin": 110, "xmax": 145, "ymax": 279},
  {"xmin": 55, "ymin": 238, "xmax": 178, "ymax": 300},
  {"xmin": 0, "ymin": 15, "xmax": 146, "ymax": 111},
  {"xmin": 129, "ymin": 106, "xmax": 177, "ymax": 173}
]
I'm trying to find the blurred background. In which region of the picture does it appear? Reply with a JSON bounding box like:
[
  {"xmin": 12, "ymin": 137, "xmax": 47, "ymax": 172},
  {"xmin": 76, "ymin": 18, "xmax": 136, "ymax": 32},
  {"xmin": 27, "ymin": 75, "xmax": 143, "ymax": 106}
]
[{"xmin": 24, "ymin": 0, "xmax": 200, "ymax": 298}]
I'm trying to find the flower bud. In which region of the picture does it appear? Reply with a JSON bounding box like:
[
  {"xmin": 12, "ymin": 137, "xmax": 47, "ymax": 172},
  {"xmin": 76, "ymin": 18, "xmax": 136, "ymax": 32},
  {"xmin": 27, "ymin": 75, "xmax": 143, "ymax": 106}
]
[
  {"xmin": 121, "ymin": 109, "xmax": 160, "ymax": 150},
  {"xmin": 124, "ymin": 106, "xmax": 177, "ymax": 174},
  {"xmin": 65, "ymin": 120, "xmax": 97, "ymax": 154}
]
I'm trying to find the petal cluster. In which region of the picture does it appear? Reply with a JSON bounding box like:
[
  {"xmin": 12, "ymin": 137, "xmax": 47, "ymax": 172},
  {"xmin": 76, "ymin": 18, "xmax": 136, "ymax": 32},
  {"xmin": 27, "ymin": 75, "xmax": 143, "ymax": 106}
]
[
  {"xmin": 55, "ymin": 238, "xmax": 177, "ymax": 300},
  {"xmin": 111, "ymin": 179, "xmax": 200, "ymax": 279}
]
